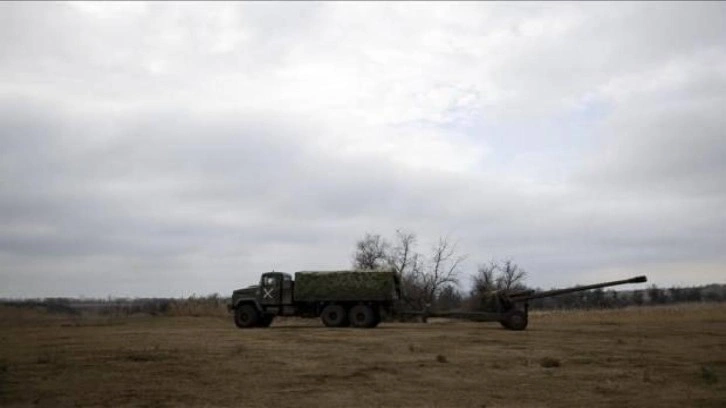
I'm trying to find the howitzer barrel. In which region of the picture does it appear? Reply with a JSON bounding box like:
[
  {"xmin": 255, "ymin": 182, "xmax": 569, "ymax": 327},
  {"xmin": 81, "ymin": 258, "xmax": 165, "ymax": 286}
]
[{"xmin": 509, "ymin": 275, "xmax": 647, "ymax": 302}]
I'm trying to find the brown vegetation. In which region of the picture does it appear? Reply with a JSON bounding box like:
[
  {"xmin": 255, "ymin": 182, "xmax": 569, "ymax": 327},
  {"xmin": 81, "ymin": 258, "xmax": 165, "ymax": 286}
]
[{"xmin": 0, "ymin": 304, "xmax": 724, "ymax": 407}]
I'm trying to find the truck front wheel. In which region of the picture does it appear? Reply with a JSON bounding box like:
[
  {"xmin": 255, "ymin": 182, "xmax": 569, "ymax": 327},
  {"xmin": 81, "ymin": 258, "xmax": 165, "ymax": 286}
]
[
  {"xmin": 234, "ymin": 304, "xmax": 260, "ymax": 328},
  {"xmin": 321, "ymin": 304, "xmax": 348, "ymax": 327},
  {"xmin": 349, "ymin": 305, "xmax": 377, "ymax": 328}
]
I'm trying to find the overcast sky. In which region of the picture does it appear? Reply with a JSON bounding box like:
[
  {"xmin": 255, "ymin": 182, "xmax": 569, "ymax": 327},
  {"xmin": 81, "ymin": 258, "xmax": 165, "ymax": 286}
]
[{"xmin": 1, "ymin": 2, "xmax": 725, "ymax": 298}]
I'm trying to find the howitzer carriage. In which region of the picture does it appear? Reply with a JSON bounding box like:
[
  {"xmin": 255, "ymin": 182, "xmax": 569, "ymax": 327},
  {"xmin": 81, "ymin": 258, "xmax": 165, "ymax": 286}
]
[{"xmin": 411, "ymin": 275, "xmax": 648, "ymax": 330}]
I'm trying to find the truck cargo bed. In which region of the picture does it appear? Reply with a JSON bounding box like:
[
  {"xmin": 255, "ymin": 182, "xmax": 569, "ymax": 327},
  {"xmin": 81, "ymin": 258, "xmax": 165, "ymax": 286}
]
[{"xmin": 294, "ymin": 271, "xmax": 397, "ymax": 302}]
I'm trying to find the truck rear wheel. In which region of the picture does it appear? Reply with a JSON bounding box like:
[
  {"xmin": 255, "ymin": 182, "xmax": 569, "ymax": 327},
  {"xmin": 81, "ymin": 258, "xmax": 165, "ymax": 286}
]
[
  {"xmin": 349, "ymin": 305, "xmax": 376, "ymax": 328},
  {"xmin": 234, "ymin": 304, "xmax": 260, "ymax": 328},
  {"xmin": 321, "ymin": 304, "xmax": 348, "ymax": 327}
]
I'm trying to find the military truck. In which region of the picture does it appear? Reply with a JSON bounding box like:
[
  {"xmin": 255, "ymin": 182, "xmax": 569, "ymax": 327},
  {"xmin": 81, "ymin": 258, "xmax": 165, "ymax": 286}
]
[
  {"xmin": 229, "ymin": 271, "xmax": 647, "ymax": 330},
  {"xmin": 229, "ymin": 270, "xmax": 401, "ymax": 328}
]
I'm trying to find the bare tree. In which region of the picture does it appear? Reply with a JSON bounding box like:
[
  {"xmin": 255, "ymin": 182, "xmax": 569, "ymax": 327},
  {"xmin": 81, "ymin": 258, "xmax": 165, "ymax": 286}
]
[
  {"xmin": 496, "ymin": 259, "xmax": 527, "ymax": 291},
  {"xmin": 471, "ymin": 261, "xmax": 498, "ymax": 296},
  {"xmin": 467, "ymin": 259, "xmax": 528, "ymax": 311},
  {"xmin": 416, "ymin": 236, "xmax": 466, "ymax": 308},
  {"xmin": 352, "ymin": 233, "xmax": 390, "ymax": 270},
  {"xmin": 387, "ymin": 229, "xmax": 416, "ymax": 276},
  {"xmin": 436, "ymin": 285, "xmax": 463, "ymax": 310},
  {"xmin": 353, "ymin": 231, "xmax": 466, "ymax": 311},
  {"xmin": 387, "ymin": 230, "xmax": 423, "ymax": 309}
]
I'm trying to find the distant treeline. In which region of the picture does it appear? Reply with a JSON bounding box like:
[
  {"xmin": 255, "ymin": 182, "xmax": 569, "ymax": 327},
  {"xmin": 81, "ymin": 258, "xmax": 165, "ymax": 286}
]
[{"xmin": 0, "ymin": 294, "xmax": 229, "ymax": 317}]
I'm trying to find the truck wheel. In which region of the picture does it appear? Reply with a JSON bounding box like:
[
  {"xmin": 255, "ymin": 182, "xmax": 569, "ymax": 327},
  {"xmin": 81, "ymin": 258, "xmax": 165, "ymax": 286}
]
[
  {"xmin": 234, "ymin": 304, "xmax": 260, "ymax": 328},
  {"xmin": 321, "ymin": 305, "xmax": 348, "ymax": 327},
  {"xmin": 258, "ymin": 314, "xmax": 274, "ymax": 327},
  {"xmin": 349, "ymin": 305, "xmax": 376, "ymax": 328},
  {"xmin": 502, "ymin": 310, "xmax": 528, "ymax": 331}
]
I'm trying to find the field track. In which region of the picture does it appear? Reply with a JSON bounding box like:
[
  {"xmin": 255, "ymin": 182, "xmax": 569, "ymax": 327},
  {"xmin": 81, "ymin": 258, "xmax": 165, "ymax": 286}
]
[{"xmin": 1, "ymin": 304, "xmax": 725, "ymax": 407}]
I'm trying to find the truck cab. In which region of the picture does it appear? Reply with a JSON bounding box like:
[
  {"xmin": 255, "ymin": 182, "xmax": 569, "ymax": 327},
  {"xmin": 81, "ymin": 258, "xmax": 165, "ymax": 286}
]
[
  {"xmin": 258, "ymin": 272, "xmax": 294, "ymax": 307},
  {"xmin": 230, "ymin": 272, "xmax": 294, "ymax": 328}
]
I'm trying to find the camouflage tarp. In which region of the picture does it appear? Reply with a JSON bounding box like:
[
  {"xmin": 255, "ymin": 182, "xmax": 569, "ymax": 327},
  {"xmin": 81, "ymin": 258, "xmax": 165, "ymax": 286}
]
[{"xmin": 294, "ymin": 270, "xmax": 398, "ymax": 302}]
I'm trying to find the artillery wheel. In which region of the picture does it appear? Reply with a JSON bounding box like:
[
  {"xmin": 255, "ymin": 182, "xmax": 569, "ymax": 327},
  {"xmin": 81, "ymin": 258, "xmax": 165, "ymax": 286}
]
[
  {"xmin": 321, "ymin": 305, "xmax": 349, "ymax": 327},
  {"xmin": 502, "ymin": 310, "xmax": 528, "ymax": 331},
  {"xmin": 258, "ymin": 314, "xmax": 275, "ymax": 327},
  {"xmin": 349, "ymin": 305, "xmax": 377, "ymax": 328},
  {"xmin": 234, "ymin": 304, "xmax": 260, "ymax": 328}
]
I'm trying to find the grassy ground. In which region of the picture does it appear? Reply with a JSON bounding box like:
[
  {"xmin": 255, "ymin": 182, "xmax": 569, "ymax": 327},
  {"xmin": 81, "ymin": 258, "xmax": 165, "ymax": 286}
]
[{"xmin": 0, "ymin": 304, "xmax": 724, "ymax": 407}]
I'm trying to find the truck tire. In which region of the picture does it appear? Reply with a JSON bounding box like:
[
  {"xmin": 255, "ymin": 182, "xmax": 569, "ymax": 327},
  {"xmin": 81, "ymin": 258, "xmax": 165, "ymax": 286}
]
[
  {"xmin": 349, "ymin": 304, "xmax": 376, "ymax": 328},
  {"xmin": 502, "ymin": 310, "xmax": 528, "ymax": 331},
  {"xmin": 234, "ymin": 304, "xmax": 260, "ymax": 328},
  {"xmin": 258, "ymin": 314, "xmax": 274, "ymax": 327},
  {"xmin": 321, "ymin": 304, "xmax": 348, "ymax": 327}
]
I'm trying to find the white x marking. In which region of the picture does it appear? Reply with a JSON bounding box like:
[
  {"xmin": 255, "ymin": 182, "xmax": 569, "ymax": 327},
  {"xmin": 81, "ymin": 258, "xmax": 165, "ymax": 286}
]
[{"xmin": 263, "ymin": 287, "xmax": 274, "ymax": 299}]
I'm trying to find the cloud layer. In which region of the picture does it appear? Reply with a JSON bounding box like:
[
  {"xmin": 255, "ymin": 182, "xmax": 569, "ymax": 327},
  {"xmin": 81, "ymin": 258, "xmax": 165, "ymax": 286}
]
[{"xmin": 1, "ymin": 2, "xmax": 725, "ymax": 297}]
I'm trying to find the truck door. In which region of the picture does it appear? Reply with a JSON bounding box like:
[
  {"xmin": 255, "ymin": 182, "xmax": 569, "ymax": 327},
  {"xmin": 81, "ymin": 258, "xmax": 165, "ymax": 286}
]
[
  {"xmin": 260, "ymin": 273, "xmax": 282, "ymax": 306},
  {"xmin": 281, "ymin": 274, "xmax": 293, "ymax": 305}
]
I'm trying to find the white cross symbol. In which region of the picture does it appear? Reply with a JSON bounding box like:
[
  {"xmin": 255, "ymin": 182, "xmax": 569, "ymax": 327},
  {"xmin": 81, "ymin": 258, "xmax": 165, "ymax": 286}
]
[{"xmin": 263, "ymin": 288, "xmax": 274, "ymax": 299}]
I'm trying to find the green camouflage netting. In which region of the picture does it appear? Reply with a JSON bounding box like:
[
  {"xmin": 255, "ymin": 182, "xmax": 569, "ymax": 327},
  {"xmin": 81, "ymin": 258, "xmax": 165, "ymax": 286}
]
[{"xmin": 294, "ymin": 270, "xmax": 398, "ymax": 302}]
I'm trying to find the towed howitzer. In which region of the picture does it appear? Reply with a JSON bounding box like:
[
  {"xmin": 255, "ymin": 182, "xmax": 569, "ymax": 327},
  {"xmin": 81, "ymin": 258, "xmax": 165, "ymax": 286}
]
[{"xmin": 409, "ymin": 275, "xmax": 648, "ymax": 331}]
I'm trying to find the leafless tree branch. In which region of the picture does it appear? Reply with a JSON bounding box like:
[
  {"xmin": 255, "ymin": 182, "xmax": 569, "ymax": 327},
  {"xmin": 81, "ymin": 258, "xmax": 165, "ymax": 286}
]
[{"xmin": 352, "ymin": 233, "xmax": 390, "ymax": 270}]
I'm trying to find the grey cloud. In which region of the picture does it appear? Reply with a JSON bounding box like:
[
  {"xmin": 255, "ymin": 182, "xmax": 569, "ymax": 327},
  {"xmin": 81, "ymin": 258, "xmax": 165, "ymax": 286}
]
[
  {"xmin": 583, "ymin": 101, "xmax": 726, "ymax": 196},
  {"xmin": 1, "ymin": 3, "xmax": 725, "ymax": 297}
]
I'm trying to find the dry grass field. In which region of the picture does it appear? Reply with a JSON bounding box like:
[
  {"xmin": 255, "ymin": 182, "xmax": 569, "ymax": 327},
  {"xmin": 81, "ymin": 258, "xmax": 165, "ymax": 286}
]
[{"xmin": 1, "ymin": 304, "xmax": 724, "ymax": 408}]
